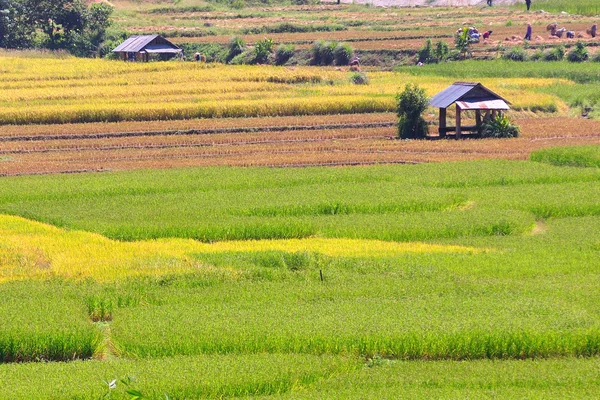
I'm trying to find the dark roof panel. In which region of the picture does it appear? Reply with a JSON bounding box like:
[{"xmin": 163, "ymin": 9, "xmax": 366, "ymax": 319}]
[
  {"xmin": 429, "ymin": 82, "xmax": 510, "ymax": 108},
  {"xmin": 112, "ymin": 35, "xmax": 181, "ymax": 53}
]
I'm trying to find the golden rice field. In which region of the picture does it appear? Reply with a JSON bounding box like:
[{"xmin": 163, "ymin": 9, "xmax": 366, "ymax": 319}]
[
  {"xmin": 0, "ymin": 214, "xmax": 479, "ymax": 282},
  {"xmin": 0, "ymin": 56, "xmax": 564, "ymax": 124}
]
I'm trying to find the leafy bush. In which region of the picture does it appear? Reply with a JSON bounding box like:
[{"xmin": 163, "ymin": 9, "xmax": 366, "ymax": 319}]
[
  {"xmin": 229, "ymin": 49, "xmax": 255, "ymax": 65},
  {"xmin": 435, "ymin": 40, "xmax": 450, "ymax": 62},
  {"xmin": 226, "ymin": 36, "xmax": 246, "ymax": 63},
  {"xmin": 396, "ymin": 83, "xmax": 429, "ymax": 139},
  {"xmin": 544, "ymin": 46, "xmax": 565, "ymax": 61},
  {"xmin": 502, "ymin": 47, "xmax": 527, "ymax": 61},
  {"xmin": 254, "ymin": 37, "xmax": 274, "ymax": 64},
  {"xmin": 275, "ymin": 44, "xmax": 295, "ymax": 65},
  {"xmin": 350, "ymin": 72, "xmax": 369, "ymax": 85},
  {"xmin": 417, "ymin": 39, "xmax": 436, "ymax": 64},
  {"xmin": 310, "ymin": 40, "xmax": 338, "ymax": 65},
  {"xmin": 481, "ymin": 114, "xmax": 520, "ymax": 138},
  {"xmin": 529, "ymin": 49, "xmax": 544, "ymax": 61},
  {"xmin": 417, "ymin": 39, "xmax": 449, "ymax": 64},
  {"xmin": 333, "ymin": 43, "xmax": 354, "ymax": 66},
  {"xmin": 567, "ymin": 41, "xmax": 589, "ymax": 62}
]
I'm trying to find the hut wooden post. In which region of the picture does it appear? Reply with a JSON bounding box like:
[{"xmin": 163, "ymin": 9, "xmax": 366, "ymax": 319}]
[
  {"xmin": 475, "ymin": 110, "xmax": 482, "ymax": 133},
  {"xmin": 439, "ymin": 108, "xmax": 447, "ymax": 138},
  {"xmin": 455, "ymin": 104, "xmax": 462, "ymax": 139}
]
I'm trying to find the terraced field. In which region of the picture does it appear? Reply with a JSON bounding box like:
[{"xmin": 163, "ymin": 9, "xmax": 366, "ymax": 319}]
[{"xmin": 2, "ymin": 0, "xmax": 600, "ymax": 398}]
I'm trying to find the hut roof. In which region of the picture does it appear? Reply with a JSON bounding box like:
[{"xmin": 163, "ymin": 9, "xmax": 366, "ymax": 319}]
[
  {"xmin": 112, "ymin": 35, "xmax": 181, "ymax": 54},
  {"xmin": 429, "ymin": 82, "xmax": 511, "ymax": 109}
]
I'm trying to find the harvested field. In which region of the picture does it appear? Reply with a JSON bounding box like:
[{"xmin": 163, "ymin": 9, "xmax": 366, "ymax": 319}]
[{"xmin": 2, "ymin": 116, "xmax": 599, "ymax": 175}]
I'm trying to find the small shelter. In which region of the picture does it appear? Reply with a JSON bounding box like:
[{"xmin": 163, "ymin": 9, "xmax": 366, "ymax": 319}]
[
  {"xmin": 112, "ymin": 35, "xmax": 182, "ymax": 62},
  {"xmin": 429, "ymin": 82, "xmax": 511, "ymax": 139}
]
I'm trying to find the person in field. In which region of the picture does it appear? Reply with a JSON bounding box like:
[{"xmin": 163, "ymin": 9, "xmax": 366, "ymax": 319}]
[
  {"xmin": 487, "ymin": 0, "xmax": 492, "ymax": 6},
  {"xmin": 592, "ymin": 24, "xmax": 597, "ymax": 38},
  {"xmin": 482, "ymin": 30, "xmax": 493, "ymax": 40},
  {"xmin": 525, "ymin": 0, "xmax": 531, "ymax": 11},
  {"xmin": 524, "ymin": 23, "xmax": 532, "ymax": 41}
]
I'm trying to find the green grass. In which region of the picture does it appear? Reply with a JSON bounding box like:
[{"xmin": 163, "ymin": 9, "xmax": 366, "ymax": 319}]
[
  {"xmin": 0, "ymin": 281, "xmax": 101, "ymax": 362},
  {"xmin": 515, "ymin": 0, "xmax": 600, "ymax": 16},
  {"xmin": 531, "ymin": 145, "xmax": 600, "ymax": 168},
  {"xmin": 102, "ymin": 215, "xmax": 600, "ymax": 360},
  {"xmin": 1, "ymin": 161, "xmax": 600, "ymax": 242},
  {"xmin": 1, "ymin": 161, "xmax": 600, "ymax": 396},
  {"xmin": 0, "ymin": 354, "xmax": 355, "ymax": 399},
  {"xmin": 3, "ymin": 355, "xmax": 600, "ymax": 399}
]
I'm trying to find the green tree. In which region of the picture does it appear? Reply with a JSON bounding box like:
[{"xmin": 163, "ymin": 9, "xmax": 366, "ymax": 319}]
[
  {"xmin": 0, "ymin": 0, "xmax": 35, "ymax": 48},
  {"xmin": 24, "ymin": 0, "xmax": 88, "ymax": 49},
  {"xmin": 396, "ymin": 83, "xmax": 429, "ymax": 139}
]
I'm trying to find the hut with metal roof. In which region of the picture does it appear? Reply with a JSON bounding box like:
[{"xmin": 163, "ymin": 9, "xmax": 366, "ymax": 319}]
[
  {"xmin": 429, "ymin": 82, "xmax": 511, "ymax": 139},
  {"xmin": 112, "ymin": 35, "xmax": 182, "ymax": 62}
]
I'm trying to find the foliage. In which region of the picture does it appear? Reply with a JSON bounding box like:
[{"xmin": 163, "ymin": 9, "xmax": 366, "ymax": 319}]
[
  {"xmin": 454, "ymin": 27, "xmax": 472, "ymax": 59},
  {"xmin": 417, "ymin": 39, "xmax": 436, "ymax": 64},
  {"xmin": 567, "ymin": 41, "xmax": 589, "ymax": 63},
  {"xmin": 350, "ymin": 72, "xmax": 369, "ymax": 85},
  {"xmin": 226, "ymin": 36, "xmax": 246, "ymax": 63},
  {"xmin": 544, "ymin": 45, "xmax": 565, "ymax": 61},
  {"xmin": 502, "ymin": 46, "xmax": 527, "ymax": 62},
  {"xmin": 418, "ymin": 39, "xmax": 449, "ymax": 64},
  {"xmin": 481, "ymin": 114, "xmax": 520, "ymax": 138},
  {"xmin": 275, "ymin": 44, "xmax": 295, "ymax": 65},
  {"xmin": 310, "ymin": 40, "xmax": 337, "ymax": 65},
  {"xmin": 435, "ymin": 40, "xmax": 449, "ymax": 62},
  {"xmin": 253, "ymin": 37, "xmax": 274, "ymax": 64},
  {"xmin": 396, "ymin": 83, "xmax": 429, "ymax": 139},
  {"xmin": 333, "ymin": 42, "xmax": 354, "ymax": 66},
  {"xmin": 0, "ymin": 0, "xmax": 113, "ymax": 56}
]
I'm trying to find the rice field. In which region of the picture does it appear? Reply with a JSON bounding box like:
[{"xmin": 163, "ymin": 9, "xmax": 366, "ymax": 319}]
[
  {"xmin": 1, "ymin": 157, "xmax": 600, "ymax": 397},
  {"xmin": 3, "ymin": 1, "xmax": 600, "ymax": 397}
]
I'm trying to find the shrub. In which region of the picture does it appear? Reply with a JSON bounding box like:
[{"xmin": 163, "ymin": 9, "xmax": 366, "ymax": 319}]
[
  {"xmin": 350, "ymin": 72, "xmax": 369, "ymax": 85},
  {"xmin": 529, "ymin": 49, "xmax": 544, "ymax": 61},
  {"xmin": 435, "ymin": 40, "xmax": 449, "ymax": 62},
  {"xmin": 226, "ymin": 36, "xmax": 245, "ymax": 63},
  {"xmin": 567, "ymin": 41, "xmax": 589, "ymax": 62},
  {"xmin": 502, "ymin": 46, "xmax": 527, "ymax": 61},
  {"xmin": 310, "ymin": 40, "xmax": 338, "ymax": 65},
  {"xmin": 396, "ymin": 83, "xmax": 429, "ymax": 139},
  {"xmin": 481, "ymin": 114, "xmax": 520, "ymax": 138},
  {"xmin": 544, "ymin": 46, "xmax": 564, "ymax": 61},
  {"xmin": 333, "ymin": 43, "xmax": 354, "ymax": 66},
  {"xmin": 275, "ymin": 44, "xmax": 295, "ymax": 65},
  {"xmin": 417, "ymin": 39, "xmax": 436, "ymax": 64},
  {"xmin": 254, "ymin": 37, "xmax": 274, "ymax": 64},
  {"xmin": 454, "ymin": 27, "xmax": 472, "ymax": 59}
]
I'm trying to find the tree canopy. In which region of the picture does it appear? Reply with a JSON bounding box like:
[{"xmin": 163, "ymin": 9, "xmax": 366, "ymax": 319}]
[{"xmin": 0, "ymin": 0, "xmax": 114, "ymax": 56}]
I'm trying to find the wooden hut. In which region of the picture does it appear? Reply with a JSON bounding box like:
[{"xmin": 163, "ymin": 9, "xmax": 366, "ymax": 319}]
[
  {"xmin": 429, "ymin": 82, "xmax": 511, "ymax": 139},
  {"xmin": 112, "ymin": 35, "xmax": 182, "ymax": 62}
]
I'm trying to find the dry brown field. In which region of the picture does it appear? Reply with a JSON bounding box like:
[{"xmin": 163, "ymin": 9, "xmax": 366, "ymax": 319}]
[{"xmin": 2, "ymin": 115, "xmax": 599, "ymax": 175}]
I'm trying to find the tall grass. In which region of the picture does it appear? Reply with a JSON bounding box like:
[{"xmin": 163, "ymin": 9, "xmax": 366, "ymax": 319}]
[
  {"xmin": 0, "ymin": 281, "xmax": 100, "ymax": 362},
  {"xmin": 519, "ymin": 0, "xmax": 600, "ymax": 16}
]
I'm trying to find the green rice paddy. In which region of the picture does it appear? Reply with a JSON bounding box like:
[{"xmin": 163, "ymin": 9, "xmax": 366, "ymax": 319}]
[{"xmin": 1, "ymin": 153, "xmax": 600, "ymax": 398}]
